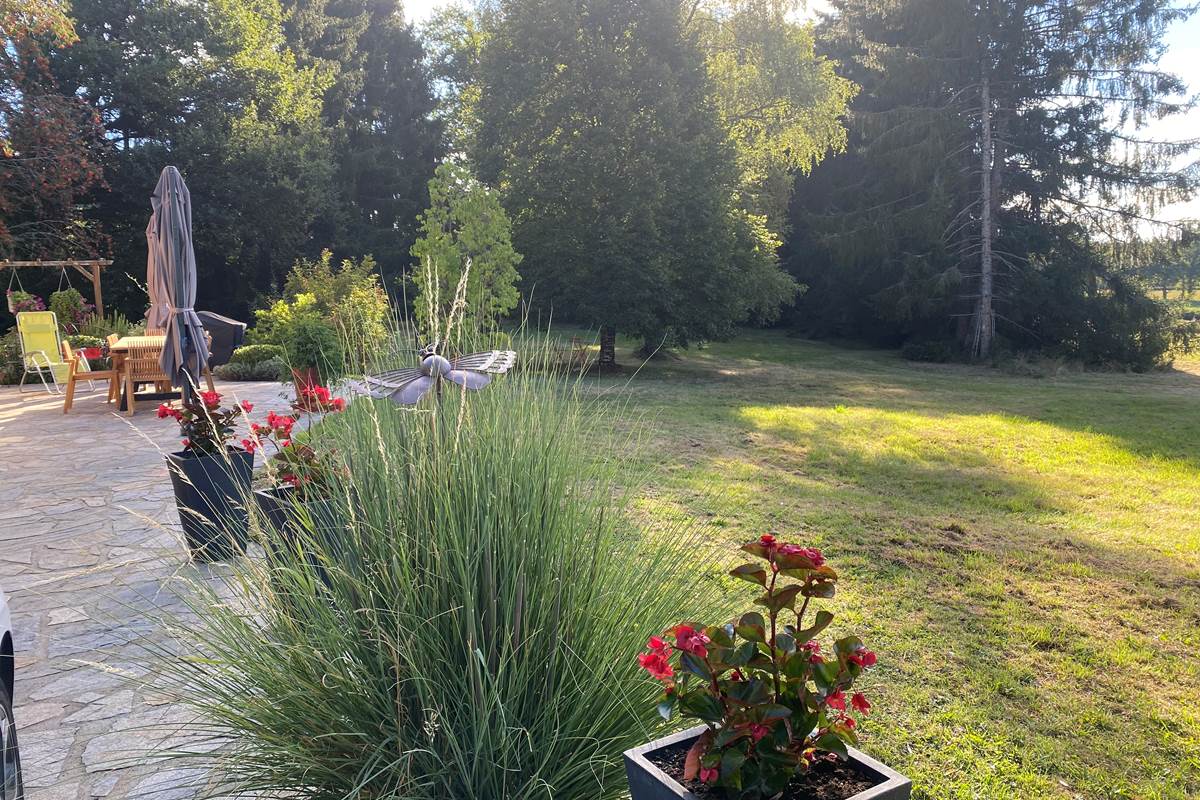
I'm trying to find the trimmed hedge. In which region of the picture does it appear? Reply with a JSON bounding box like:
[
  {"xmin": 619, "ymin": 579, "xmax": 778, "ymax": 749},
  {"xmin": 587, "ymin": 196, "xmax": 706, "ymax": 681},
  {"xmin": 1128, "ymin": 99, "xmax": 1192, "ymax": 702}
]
[
  {"xmin": 229, "ymin": 344, "xmax": 285, "ymax": 365},
  {"xmin": 214, "ymin": 356, "xmax": 287, "ymax": 382}
]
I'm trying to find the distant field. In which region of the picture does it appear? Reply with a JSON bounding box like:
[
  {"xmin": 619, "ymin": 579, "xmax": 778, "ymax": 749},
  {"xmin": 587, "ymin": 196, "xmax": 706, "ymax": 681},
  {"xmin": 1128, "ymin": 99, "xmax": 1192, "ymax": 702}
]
[{"xmin": 574, "ymin": 330, "xmax": 1200, "ymax": 800}]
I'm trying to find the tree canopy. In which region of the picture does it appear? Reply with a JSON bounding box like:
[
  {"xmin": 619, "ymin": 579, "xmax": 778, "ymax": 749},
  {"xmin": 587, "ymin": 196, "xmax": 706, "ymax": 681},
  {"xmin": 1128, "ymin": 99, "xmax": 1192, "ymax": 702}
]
[{"xmin": 786, "ymin": 0, "xmax": 1196, "ymax": 366}]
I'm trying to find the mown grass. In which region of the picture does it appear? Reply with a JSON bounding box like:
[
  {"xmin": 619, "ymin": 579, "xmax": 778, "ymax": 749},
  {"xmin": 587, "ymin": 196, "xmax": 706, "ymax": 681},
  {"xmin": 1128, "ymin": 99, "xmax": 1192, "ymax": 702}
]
[{"xmin": 565, "ymin": 329, "xmax": 1200, "ymax": 800}]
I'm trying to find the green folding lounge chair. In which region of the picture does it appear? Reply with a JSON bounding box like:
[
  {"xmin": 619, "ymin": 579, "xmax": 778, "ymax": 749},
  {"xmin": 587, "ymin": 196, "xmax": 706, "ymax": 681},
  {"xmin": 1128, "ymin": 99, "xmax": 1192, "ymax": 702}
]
[{"xmin": 16, "ymin": 311, "xmax": 69, "ymax": 394}]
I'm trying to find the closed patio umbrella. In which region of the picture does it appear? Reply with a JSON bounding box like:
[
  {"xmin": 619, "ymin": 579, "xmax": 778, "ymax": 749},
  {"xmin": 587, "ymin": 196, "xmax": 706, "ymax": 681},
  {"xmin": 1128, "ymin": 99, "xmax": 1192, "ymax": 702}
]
[{"xmin": 147, "ymin": 166, "xmax": 209, "ymax": 398}]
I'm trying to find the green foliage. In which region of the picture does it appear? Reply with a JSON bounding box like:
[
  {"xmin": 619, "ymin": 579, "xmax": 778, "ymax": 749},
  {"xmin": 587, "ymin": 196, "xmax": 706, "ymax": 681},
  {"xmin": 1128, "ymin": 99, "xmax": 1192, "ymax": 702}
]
[
  {"xmin": 146, "ymin": 340, "xmax": 724, "ymax": 798},
  {"xmin": 689, "ymin": 0, "xmax": 856, "ymax": 234},
  {"xmin": 48, "ymin": 288, "xmax": 92, "ymax": 333},
  {"xmin": 76, "ymin": 310, "xmax": 137, "ymax": 338},
  {"xmin": 229, "ymin": 344, "xmax": 286, "ymax": 365},
  {"xmin": 643, "ymin": 535, "xmax": 875, "ymax": 797},
  {"xmin": 65, "ymin": 334, "xmax": 103, "ymax": 350},
  {"xmin": 901, "ymin": 339, "xmax": 958, "ymax": 363},
  {"xmin": 0, "ymin": 327, "xmax": 22, "ymax": 384},
  {"xmin": 213, "ymin": 357, "xmax": 288, "ymax": 382},
  {"xmin": 283, "ymin": 305, "xmax": 343, "ymax": 377},
  {"xmin": 281, "ymin": 0, "xmax": 443, "ymax": 284},
  {"xmin": 410, "ymin": 161, "xmax": 522, "ymax": 336},
  {"xmin": 0, "ymin": 5, "xmax": 105, "ymax": 259},
  {"xmin": 50, "ymin": 0, "xmax": 336, "ymax": 318},
  {"xmin": 784, "ymin": 0, "xmax": 1195, "ymax": 365},
  {"xmin": 473, "ymin": 0, "xmax": 797, "ymax": 351},
  {"xmin": 281, "ymin": 250, "xmax": 390, "ymax": 347}
]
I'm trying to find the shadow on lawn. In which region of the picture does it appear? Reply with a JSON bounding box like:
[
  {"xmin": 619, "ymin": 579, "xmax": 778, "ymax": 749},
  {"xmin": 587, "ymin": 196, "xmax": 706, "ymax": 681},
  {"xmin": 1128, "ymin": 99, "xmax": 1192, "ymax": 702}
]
[
  {"xmin": 681, "ymin": 398, "xmax": 1195, "ymax": 796},
  {"xmin": 667, "ymin": 397, "xmax": 1200, "ymax": 797},
  {"xmin": 613, "ymin": 334, "xmax": 1200, "ymax": 473}
]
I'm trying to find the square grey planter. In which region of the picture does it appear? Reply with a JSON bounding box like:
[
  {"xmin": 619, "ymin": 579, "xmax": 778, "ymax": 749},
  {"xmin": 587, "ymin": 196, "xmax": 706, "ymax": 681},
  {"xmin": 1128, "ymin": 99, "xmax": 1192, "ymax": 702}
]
[{"xmin": 624, "ymin": 725, "xmax": 911, "ymax": 800}]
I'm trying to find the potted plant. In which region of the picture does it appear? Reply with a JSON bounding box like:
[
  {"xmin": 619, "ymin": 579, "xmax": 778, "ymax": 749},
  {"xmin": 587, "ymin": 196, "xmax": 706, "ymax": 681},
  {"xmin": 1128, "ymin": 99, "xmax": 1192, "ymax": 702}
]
[
  {"xmin": 159, "ymin": 392, "xmax": 255, "ymax": 561},
  {"xmin": 625, "ymin": 535, "xmax": 911, "ymax": 800},
  {"xmin": 283, "ymin": 312, "xmax": 342, "ymax": 390},
  {"xmin": 244, "ymin": 396, "xmax": 352, "ymax": 583},
  {"xmin": 66, "ymin": 334, "xmax": 105, "ymax": 362}
]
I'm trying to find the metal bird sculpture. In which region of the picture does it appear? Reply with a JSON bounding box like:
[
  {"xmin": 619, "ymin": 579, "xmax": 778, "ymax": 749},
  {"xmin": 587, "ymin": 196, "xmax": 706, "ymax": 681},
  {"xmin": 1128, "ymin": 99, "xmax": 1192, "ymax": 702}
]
[{"xmin": 350, "ymin": 342, "xmax": 517, "ymax": 405}]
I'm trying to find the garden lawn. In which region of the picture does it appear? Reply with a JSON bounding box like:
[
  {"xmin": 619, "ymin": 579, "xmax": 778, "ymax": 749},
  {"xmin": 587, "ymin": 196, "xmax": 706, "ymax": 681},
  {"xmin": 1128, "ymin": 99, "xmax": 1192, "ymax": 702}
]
[{"xmin": 580, "ymin": 330, "xmax": 1200, "ymax": 800}]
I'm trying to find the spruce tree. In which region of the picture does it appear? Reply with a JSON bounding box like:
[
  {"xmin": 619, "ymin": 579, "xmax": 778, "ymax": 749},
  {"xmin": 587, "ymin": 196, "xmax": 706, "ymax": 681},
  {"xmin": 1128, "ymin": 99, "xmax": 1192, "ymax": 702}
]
[{"xmin": 788, "ymin": 0, "xmax": 1196, "ymax": 362}]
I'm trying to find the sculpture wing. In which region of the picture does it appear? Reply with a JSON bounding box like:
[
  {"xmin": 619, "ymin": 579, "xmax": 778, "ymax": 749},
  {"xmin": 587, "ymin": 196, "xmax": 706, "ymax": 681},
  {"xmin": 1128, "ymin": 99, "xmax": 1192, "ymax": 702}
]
[
  {"xmin": 445, "ymin": 370, "xmax": 492, "ymax": 390},
  {"xmin": 450, "ymin": 350, "xmax": 517, "ymax": 374},
  {"xmin": 392, "ymin": 375, "xmax": 436, "ymax": 405},
  {"xmin": 345, "ymin": 368, "xmax": 430, "ymax": 404}
]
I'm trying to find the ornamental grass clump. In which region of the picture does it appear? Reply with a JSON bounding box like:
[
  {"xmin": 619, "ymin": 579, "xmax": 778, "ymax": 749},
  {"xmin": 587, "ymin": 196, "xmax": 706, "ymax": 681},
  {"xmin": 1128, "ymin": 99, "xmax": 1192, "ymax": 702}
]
[
  {"xmin": 146, "ymin": 338, "xmax": 723, "ymax": 800},
  {"xmin": 640, "ymin": 534, "xmax": 878, "ymax": 798}
]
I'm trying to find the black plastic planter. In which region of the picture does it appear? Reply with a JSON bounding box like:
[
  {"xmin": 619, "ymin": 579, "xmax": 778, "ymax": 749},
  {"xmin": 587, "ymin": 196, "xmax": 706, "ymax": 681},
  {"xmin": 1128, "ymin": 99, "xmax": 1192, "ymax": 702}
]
[
  {"xmin": 165, "ymin": 447, "xmax": 253, "ymax": 561},
  {"xmin": 624, "ymin": 726, "xmax": 911, "ymax": 800},
  {"xmin": 254, "ymin": 486, "xmax": 356, "ymax": 588}
]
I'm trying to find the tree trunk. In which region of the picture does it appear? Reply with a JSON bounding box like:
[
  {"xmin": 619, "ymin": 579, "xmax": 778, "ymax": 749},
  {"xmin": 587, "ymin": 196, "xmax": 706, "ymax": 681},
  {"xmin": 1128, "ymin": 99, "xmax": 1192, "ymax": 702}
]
[
  {"xmin": 972, "ymin": 63, "xmax": 995, "ymax": 360},
  {"xmin": 598, "ymin": 325, "xmax": 616, "ymax": 369}
]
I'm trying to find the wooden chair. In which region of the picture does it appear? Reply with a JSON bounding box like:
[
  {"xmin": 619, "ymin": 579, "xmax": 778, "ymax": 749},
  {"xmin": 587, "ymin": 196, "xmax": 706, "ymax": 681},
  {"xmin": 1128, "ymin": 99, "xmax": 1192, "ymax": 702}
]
[
  {"xmin": 123, "ymin": 339, "xmax": 174, "ymax": 416},
  {"xmin": 61, "ymin": 342, "xmax": 119, "ymax": 413}
]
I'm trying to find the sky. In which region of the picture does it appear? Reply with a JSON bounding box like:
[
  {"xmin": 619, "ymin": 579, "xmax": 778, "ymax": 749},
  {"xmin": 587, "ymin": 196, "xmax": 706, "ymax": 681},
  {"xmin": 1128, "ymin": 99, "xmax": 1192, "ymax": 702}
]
[{"xmin": 403, "ymin": 1, "xmax": 1200, "ymax": 224}]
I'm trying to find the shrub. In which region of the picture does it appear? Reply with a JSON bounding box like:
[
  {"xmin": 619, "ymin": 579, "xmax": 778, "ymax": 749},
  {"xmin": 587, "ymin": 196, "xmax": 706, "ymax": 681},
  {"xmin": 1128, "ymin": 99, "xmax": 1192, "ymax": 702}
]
[
  {"xmin": 76, "ymin": 311, "xmax": 137, "ymax": 339},
  {"xmin": 0, "ymin": 328, "xmax": 22, "ymax": 384},
  {"xmin": 229, "ymin": 344, "xmax": 286, "ymax": 365},
  {"xmin": 213, "ymin": 357, "xmax": 287, "ymax": 382},
  {"xmin": 65, "ymin": 334, "xmax": 104, "ymax": 351},
  {"xmin": 284, "ymin": 309, "xmax": 344, "ymax": 379},
  {"xmin": 900, "ymin": 338, "xmax": 957, "ymax": 363},
  {"xmin": 6, "ymin": 290, "xmax": 44, "ymax": 314},
  {"xmin": 49, "ymin": 288, "xmax": 93, "ymax": 334},
  {"xmin": 638, "ymin": 534, "xmax": 877, "ymax": 798},
  {"xmin": 146, "ymin": 348, "xmax": 723, "ymax": 799}
]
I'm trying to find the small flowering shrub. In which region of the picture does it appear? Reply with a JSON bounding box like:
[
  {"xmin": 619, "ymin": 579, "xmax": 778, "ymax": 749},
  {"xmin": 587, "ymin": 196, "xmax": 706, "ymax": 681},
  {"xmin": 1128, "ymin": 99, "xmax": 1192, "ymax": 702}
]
[
  {"xmin": 639, "ymin": 534, "xmax": 878, "ymax": 798},
  {"xmin": 245, "ymin": 403, "xmax": 348, "ymax": 499},
  {"xmin": 291, "ymin": 383, "xmax": 347, "ymax": 413},
  {"xmin": 8, "ymin": 289, "xmax": 45, "ymax": 313},
  {"xmin": 158, "ymin": 391, "xmax": 253, "ymax": 456}
]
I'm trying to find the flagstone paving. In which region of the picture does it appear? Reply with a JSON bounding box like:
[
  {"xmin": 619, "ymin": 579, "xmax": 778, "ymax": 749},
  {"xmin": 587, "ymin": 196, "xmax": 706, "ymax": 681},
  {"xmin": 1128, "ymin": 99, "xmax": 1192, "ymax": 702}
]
[{"xmin": 0, "ymin": 381, "xmax": 292, "ymax": 799}]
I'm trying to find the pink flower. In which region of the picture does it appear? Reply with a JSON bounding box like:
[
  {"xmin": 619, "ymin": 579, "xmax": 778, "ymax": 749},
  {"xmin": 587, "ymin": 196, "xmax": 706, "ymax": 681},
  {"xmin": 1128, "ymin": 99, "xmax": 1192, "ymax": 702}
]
[
  {"xmin": 331, "ymin": 397, "xmax": 346, "ymax": 411},
  {"xmin": 699, "ymin": 767, "xmax": 719, "ymax": 784},
  {"xmin": 240, "ymin": 400, "xmax": 254, "ymax": 413},
  {"xmin": 672, "ymin": 625, "xmax": 710, "ymax": 658},
  {"xmin": 748, "ymin": 723, "xmax": 770, "ymax": 742},
  {"xmin": 282, "ymin": 473, "xmax": 300, "ymax": 487},
  {"xmin": 181, "ymin": 438, "xmax": 191, "ymax": 449},
  {"xmin": 646, "ymin": 635, "xmax": 671, "ymax": 656},
  {"xmin": 851, "ymin": 692, "xmax": 871, "ymax": 714},
  {"xmin": 199, "ymin": 390, "xmax": 221, "ymax": 409},
  {"xmin": 638, "ymin": 651, "xmax": 674, "ymax": 681},
  {"xmin": 848, "ymin": 648, "xmax": 877, "ymax": 669},
  {"xmin": 157, "ymin": 403, "xmax": 173, "ymax": 419},
  {"xmin": 759, "ymin": 533, "xmax": 776, "ymax": 547},
  {"xmin": 779, "ymin": 544, "xmax": 825, "ymax": 567},
  {"xmin": 825, "ymin": 689, "xmax": 846, "ymax": 711},
  {"xmin": 838, "ymin": 713, "xmax": 857, "ymax": 729},
  {"xmin": 241, "ymin": 438, "xmax": 258, "ymax": 454}
]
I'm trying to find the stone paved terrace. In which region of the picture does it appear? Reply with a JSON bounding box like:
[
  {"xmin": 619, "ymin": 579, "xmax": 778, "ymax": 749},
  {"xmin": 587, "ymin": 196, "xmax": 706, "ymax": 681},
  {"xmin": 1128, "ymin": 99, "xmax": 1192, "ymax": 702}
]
[{"xmin": 0, "ymin": 380, "xmax": 292, "ymax": 799}]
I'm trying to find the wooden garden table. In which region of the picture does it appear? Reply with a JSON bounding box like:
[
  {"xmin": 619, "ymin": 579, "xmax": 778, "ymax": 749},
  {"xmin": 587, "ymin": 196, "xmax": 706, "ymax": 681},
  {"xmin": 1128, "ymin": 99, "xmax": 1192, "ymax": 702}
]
[{"xmin": 108, "ymin": 335, "xmax": 178, "ymax": 412}]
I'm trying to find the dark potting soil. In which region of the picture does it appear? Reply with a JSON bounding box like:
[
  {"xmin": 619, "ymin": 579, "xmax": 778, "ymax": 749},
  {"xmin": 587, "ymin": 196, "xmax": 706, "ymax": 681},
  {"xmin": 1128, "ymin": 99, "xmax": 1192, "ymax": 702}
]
[{"xmin": 645, "ymin": 741, "xmax": 879, "ymax": 800}]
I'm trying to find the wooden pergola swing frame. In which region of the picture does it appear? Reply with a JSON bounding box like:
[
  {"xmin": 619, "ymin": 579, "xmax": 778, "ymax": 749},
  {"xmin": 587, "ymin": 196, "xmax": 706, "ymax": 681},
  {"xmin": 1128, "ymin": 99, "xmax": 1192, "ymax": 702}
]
[{"xmin": 2, "ymin": 259, "xmax": 112, "ymax": 316}]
